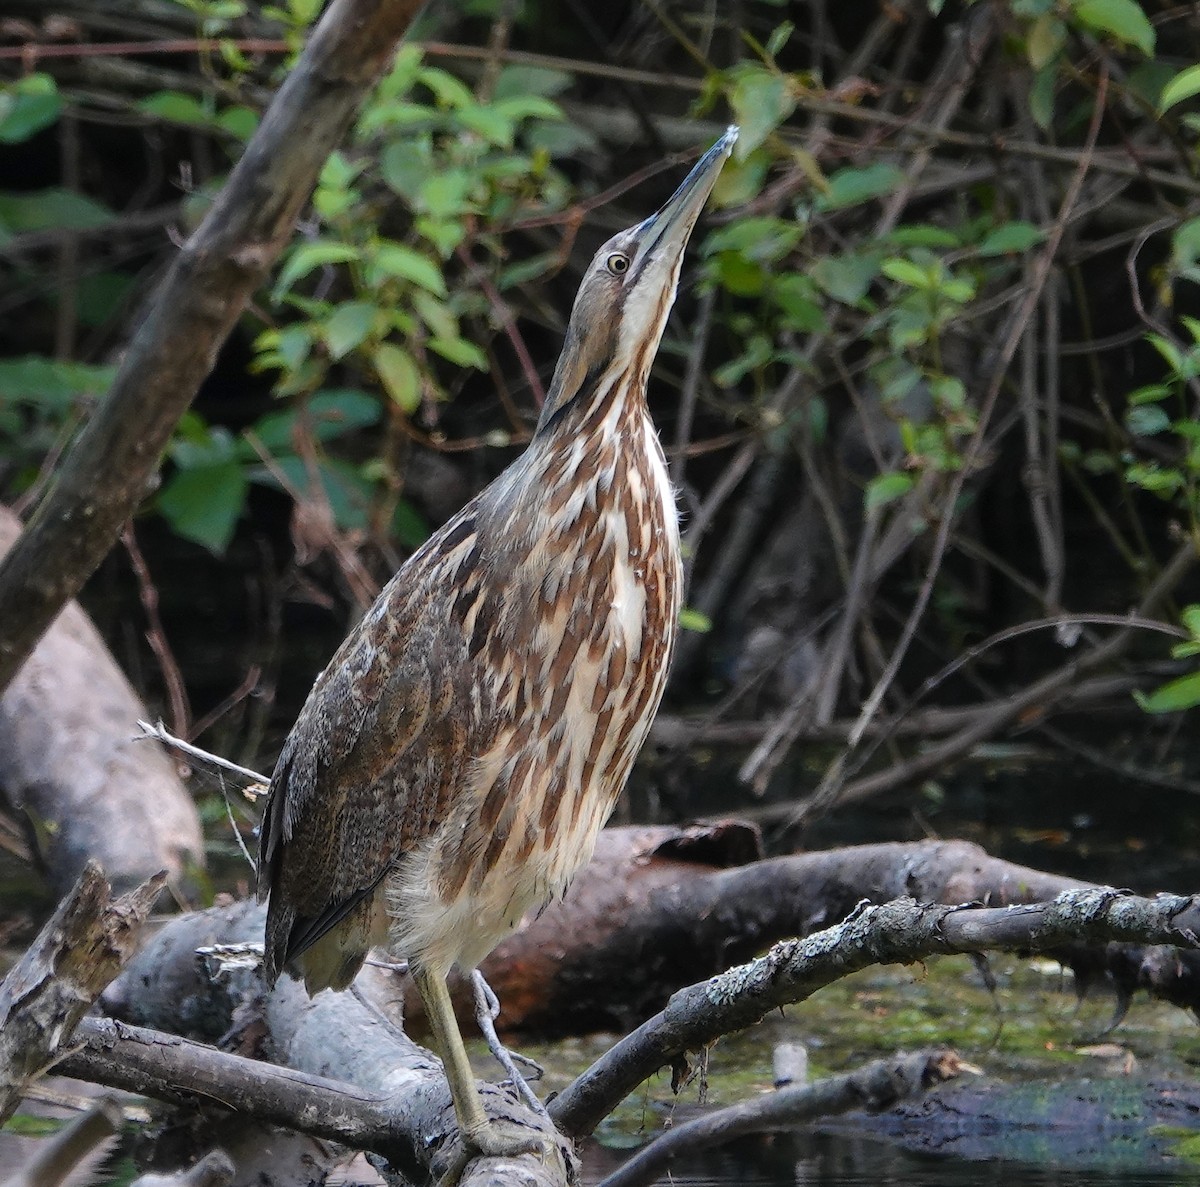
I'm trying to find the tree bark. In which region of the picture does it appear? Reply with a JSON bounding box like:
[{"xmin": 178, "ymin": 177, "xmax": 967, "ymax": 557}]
[
  {"xmin": 0, "ymin": 863, "xmax": 164, "ymax": 1124},
  {"xmin": 0, "ymin": 0, "xmax": 424, "ymax": 697}
]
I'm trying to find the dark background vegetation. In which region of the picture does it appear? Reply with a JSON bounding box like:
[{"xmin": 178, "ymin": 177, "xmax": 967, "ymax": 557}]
[{"xmin": 2, "ymin": 0, "xmax": 1200, "ymax": 903}]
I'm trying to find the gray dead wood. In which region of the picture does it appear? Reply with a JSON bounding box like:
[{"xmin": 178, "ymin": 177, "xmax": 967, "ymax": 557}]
[
  {"xmin": 0, "ymin": 509, "xmax": 202, "ymax": 895},
  {"xmin": 69, "ymin": 901, "xmax": 571, "ymax": 1187},
  {"xmin": 0, "ymin": 862, "xmax": 164, "ymax": 1125},
  {"xmin": 129, "ymin": 1151, "xmax": 235, "ymax": 1187},
  {"xmin": 596, "ymin": 1048, "xmax": 963, "ymax": 1187},
  {"xmin": 548, "ymin": 887, "xmax": 1200, "ymax": 1137},
  {"xmin": 0, "ymin": 1096, "xmax": 123, "ymax": 1187},
  {"xmin": 0, "ymin": 0, "xmax": 424, "ymax": 698}
]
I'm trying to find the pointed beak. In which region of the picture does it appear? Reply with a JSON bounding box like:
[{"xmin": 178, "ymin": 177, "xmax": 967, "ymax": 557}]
[{"xmin": 630, "ymin": 126, "xmax": 738, "ymax": 277}]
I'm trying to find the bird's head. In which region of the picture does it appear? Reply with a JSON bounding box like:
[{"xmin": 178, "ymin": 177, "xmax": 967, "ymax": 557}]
[{"xmin": 537, "ymin": 126, "xmax": 738, "ymax": 433}]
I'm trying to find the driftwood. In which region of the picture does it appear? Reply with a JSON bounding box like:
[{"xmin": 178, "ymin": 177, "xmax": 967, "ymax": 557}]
[
  {"xmin": 1, "ymin": 1096, "xmax": 123, "ymax": 1187},
  {"xmin": 104, "ymin": 827, "xmax": 1200, "ymax": 1051},
  {"xmin": 0, "ymin": 862, "xmax": 164, "ymax": 1125},
  {"xmin": 0, "ymin": 509, "xmax": 202, "ymax": 894},
  {"xmin": 50, "ymin": 884, "xmax": 1200, "ymax": 1185},
  {"xmin": 596, "ymin": 1048, "xmax": 964, "ymax": 1187},
  {"xmin": 420, "ymin": 827, "xmax": 1200, "ymax": 1035},
  {"xmin": 547, "ymin": 887, "xmax": 1200, "ymax": 1137},
  {"xmin": 84, "ymin": 829, "xmax": 1200, "ymax": 1182}
]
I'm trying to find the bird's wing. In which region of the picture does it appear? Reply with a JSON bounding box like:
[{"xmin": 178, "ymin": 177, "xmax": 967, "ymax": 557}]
[{"xmin": 258, "ymin": 510, "xmax": 485, "ymax": 975}]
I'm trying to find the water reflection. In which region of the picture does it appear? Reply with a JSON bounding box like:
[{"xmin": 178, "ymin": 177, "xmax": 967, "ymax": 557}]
[{"xmin": 584, "ymin": 1129, "xmax": 1200, "ymax": 1185}]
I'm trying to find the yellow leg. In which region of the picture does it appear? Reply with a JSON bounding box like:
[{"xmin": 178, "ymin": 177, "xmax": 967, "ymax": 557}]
[{"xmin": 410, "ymin": 963, "xmax": 542, "ymax": 1159}]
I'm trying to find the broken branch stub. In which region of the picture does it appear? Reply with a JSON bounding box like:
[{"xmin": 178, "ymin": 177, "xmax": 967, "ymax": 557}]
[{"xmin": 0, "ymin": 861, "xmax": 165, "ymax": 1124}]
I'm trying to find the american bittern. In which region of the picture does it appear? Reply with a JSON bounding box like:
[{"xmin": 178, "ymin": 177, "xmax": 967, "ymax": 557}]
[{"xmin": 258, "ymin": 127, "xmax": 737, "ymax": 1163}]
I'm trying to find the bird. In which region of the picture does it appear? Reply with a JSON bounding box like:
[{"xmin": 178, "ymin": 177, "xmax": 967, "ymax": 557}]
[{"xmin": 257, "ymin": 126, "xmax": 738, "ymax": 1167}]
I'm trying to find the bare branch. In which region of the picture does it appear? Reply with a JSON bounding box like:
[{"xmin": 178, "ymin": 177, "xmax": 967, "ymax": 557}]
[
  {"xmin": 548, "ymin": 887, "xmax": 1200, "ymax": 1137},
  {"xmin": 0, "ymin": 0, "xmax": 425, "ymax": 697},
  {"xmin": 597, "ymin": 1049, "xmax": 963, "ymax": 1187}
]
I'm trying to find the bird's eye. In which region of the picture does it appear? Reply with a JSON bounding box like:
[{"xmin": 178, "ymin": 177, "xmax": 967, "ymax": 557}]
[{"xmin": 606, "ymin": 253, "xmax": 630, "ymax": 276}]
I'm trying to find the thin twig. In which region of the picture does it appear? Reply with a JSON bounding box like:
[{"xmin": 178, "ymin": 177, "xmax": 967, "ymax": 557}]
[
  {"xmin": 121, "ymin": 523, "xmax": 192, "ymax": 739},
  {"xmin": 838, "ymin": 67, "xmax": 1112, "ymax": 761},
  {"xmin": 136, "ymin": 719, "xmax": 268, "ymax": 789}
]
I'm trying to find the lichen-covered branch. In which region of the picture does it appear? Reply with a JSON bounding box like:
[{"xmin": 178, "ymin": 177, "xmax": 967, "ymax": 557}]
[{"xmin": 548, "ymin": 888, "xmax": 1200, "ymax": 1137}]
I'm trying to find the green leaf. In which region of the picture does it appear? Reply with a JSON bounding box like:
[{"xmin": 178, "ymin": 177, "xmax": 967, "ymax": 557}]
[
  {"xmin": 457, "ymin": 104, "xmax": 515, "ymax": 147},
  {"xmin": 1125, "ymin": 404, "xmax": 1170, "ymax": 435},
  {"xmin": 1134, "ymin": 670, "xmax": 1200, "ymax": 713},
  {"xmin": 1181, "ymin": 603, "xmax": 1200, "ymax": 639},
  {"xmin": 886, "ymin": 224, "xmax": 962, "ymax": 249},
  {"xmin": 492, "ymin": 65, "xmax": 572, "ymax": 100},
  {"xmin": 978, "ymin": 221, "xmax": 1044, "ymax": 255},
  {"xmin": 881, "ymin": 257, "xmax": 930, "ymax": 288},
  {"xmin": 158, "ymin": 461, "xmax": 247, "ymax": 555},
  {"xmin": 1160, "ymin": 65, "xmax": 1200, "ymax": 113},
  {"xmin": 729, "ymin": 66, "xmax": 796, "ymax": 156},
  {"xmin": 811, "ymin": 251, "xmax": 882, "ymax": 305},
  {"xmin": 372, "ymin": 343, "xmax": 422, "ymax": 412},
  {"xmin": 272, "ymin": 241, "xmax": 359, "ymax": 298},
  {"xmin": 1127, "ymin": 383, "xmax": 1171, "ymax": 405},
  {"xmin": 865, "ymin": 471, "xmax": 915, "ymax": 511},
  {"xmin": 711, "ymin": 253, "xmax": 767, "ymax": 296},
  {"xmin": 368, "ymin": 242, "xmax": 446, "ymax": 295},
  {"xmin": 770, "ymin": 274, "xmax": 827, "ymax": 333},
  {"xmin": 817, "ymin": 163, "xmax": 904, "ymax": 211},
  {"xmin": 138, "ymin": 91, "xmax": 213, "ymax": 127},
  {"xmin": 428, "ymin": 336, "xmax": 487, "ymax": 370},
  {"xmin": 1146, "ymin": 333, "xmax": 1185, "ymax": 374},
  {"xmin": 0, "ymin": 189, "xmax": 113, "ymax": 234},
  {"xmin": 323, "ymin": 301, "xmax": 378, "ymax": 360},
  {"xmin": 491, "ymin": 95, "xmax": 563, "ymax": 122},
  {"xmin": 1072, "ymin": 0, "xmax": 1155, "ymax": 54},
  {"xmin": 248, "ymin": 388, "xmax": 380, "ymax": 453},
  {"xmin": 703, "ymin": 217, "xmax": 802, "ymax": 262},
  {"xmin": 1027, "ymin": 13, "xmax": 1066, "ymax": 68},
  {"xmin": 253, "ymin": 455, "xmax": 372, "ymax": 531},
  {"xmin": 0, "ymin": 74, "xmax": 61, "ymax": 144},
  {"xmin": 417, "ymin": 66, "xmax": 475, "ymax": 109},
  {"xmin": 1029, "ymin": 63, "xmax": 1057, "ymax": 131},
  {"xmin": 215, "ymin": 105, "xmax": 259, "ymax": 140},
  {"xmin": 417, "ymin": 170, "xmax": 474, "ymax": 219},
  {"xmin": 766, "ymin": 21, "xmax": 794, "ymax": 58},
  {"xmin": 678, "ymin": 607, "xmax": 712, "ymax": 633},
  {"xmin": 0, "ymin": 356, "xmax": 114, "ymax": 409},
  {"xmin": 379, "ymin": 141, "xmax": 430, "ymax": 200}
]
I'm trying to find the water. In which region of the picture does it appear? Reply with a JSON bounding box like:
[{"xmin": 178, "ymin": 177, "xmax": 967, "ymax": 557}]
[{"xmin": 587, "ymin": 1129, "xmax": 1199, "ymax": 1185}]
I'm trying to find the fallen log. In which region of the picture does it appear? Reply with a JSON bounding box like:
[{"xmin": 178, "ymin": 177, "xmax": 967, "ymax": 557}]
[
  {"xmin": 0, "ymin": 508, "xmax": 203, "ymax": 895},
  {"xmin": 421, "ymin": 828, "xmax": 1197, "ymax": 1035},
  {"xmin": 106, "ymin": 828, "xmax": 1200, "ymax": 1050}
]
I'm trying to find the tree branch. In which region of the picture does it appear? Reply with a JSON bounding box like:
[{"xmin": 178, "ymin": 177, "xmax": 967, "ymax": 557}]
[
  {"xmin": 548, "ymin": 888, "xmax": 1200, "ymax": 1137},
  {"xmin": 596, "ymin": 1049, "xmax": 963, "ymax": 1187},
  {"xmin": 0, "ymin": 0, "xmax": 424, "ymax": 696}
]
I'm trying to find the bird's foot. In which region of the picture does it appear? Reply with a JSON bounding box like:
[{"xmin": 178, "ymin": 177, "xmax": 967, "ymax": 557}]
[
  {"xmin": 470, "ymin": 970, "xmax": 549, "ymax": 1118},
  {"xmin": 434, "ymin": 1120, "xmax": 549, "ymax": 1187}
]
